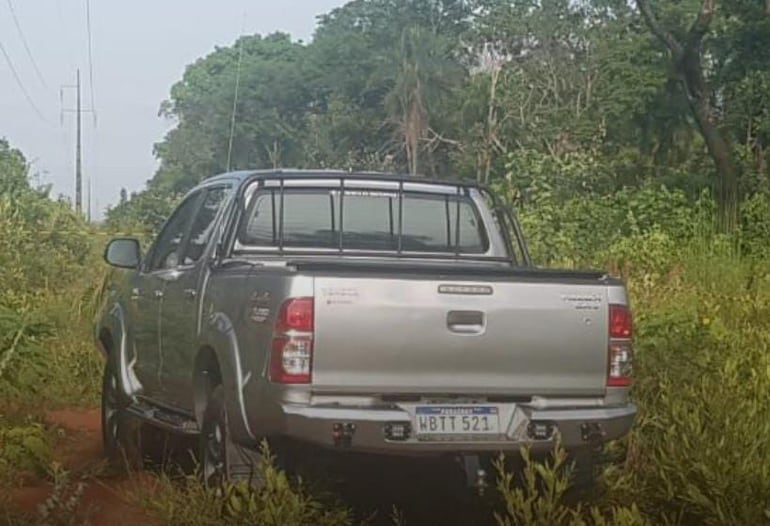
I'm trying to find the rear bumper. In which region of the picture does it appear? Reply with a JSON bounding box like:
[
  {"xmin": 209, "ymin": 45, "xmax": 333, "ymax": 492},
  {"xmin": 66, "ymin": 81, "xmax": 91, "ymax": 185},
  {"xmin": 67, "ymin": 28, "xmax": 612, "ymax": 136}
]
[{"xmin": 277, "ymin": 402, "xmax": 636, "ymax": 455}]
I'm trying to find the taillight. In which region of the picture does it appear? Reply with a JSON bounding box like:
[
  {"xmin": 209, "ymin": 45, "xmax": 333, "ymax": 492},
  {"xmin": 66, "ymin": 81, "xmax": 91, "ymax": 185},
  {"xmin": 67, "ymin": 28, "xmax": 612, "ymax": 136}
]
[
  {"xmin": 608, "ymin": 304, "xmax": 633, "ymax": 387},
  {"xmin": 610, "ymin": 304, "xmax": 633, "ymax": 339},
  {"xmin": 270, "ymin": 297, "xmax": 314, "ymax": 384}
]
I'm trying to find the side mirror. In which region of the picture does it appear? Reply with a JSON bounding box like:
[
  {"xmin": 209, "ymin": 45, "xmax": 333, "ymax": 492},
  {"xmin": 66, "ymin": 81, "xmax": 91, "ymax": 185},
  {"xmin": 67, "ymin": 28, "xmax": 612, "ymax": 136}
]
[{"xmin": 104, "ymin": 238, "xmax": 141, "ymax": 269}]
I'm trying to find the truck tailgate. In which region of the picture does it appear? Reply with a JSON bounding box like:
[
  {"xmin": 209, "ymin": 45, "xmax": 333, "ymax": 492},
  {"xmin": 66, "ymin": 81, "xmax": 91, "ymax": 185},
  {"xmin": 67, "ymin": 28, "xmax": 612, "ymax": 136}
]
[{"xmin": 311, "ymin": 275, "xmax": 610, "ymax": 396}]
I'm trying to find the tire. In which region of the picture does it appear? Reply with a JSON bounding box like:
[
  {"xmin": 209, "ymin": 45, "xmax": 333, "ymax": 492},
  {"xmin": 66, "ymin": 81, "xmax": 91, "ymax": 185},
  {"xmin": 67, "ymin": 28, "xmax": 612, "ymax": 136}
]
[
  {"xmin": 199, "ymin": 384, "xmax": 262, "ymax": 488},
  {"xmin": 101, "ymin": 359, "xmax": 142, "ymax": 469}
]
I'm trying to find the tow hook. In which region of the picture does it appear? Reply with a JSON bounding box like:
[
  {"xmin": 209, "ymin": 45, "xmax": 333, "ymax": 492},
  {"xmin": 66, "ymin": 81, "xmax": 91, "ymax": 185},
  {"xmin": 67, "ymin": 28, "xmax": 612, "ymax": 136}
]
[
  {"xmin": 460, "ymin": 454, "xmax": 488, "ymax": 496},
  {"xmin": 332, "ymin": 422, "xmax": 356, "ymax": 448},
  {"xmin": 580, "ymin": 422, "xmax": 605, "ymax": 449}
]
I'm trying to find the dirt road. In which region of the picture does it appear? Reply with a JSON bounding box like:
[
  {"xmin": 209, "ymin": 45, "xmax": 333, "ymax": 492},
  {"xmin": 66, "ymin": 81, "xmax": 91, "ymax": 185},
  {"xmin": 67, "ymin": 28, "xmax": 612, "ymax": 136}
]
[{"xmin": 8, "ymin": 409, "xmax": 153, "ymax": 526}]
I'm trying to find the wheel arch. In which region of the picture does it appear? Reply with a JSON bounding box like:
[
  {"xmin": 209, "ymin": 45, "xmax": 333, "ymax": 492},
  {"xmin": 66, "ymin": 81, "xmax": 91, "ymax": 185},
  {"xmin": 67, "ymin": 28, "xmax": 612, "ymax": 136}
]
[{"xmin": 196, "ymin": 311, "xmax": 257, "ymax": 443}]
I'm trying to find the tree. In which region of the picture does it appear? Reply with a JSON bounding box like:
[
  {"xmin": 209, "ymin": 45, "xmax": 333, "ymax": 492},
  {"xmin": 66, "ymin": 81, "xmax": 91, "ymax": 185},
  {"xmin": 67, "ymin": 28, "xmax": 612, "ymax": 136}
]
[
  {"xmin": 384, "ymin": 26, "xmax": 464, "ymax": 175},
  {"xmin": 109, "ymin": 0, "xmax": 770, "ymax": 233},
  {"xmin": 0, "ymin": 139, "xmax": 29, "ymax": 197},
  {"xmin": 635, "ymin": 0, "xmax": 738, "ymax": 230},
  {"xmin": 311, "ymin": 0, "xmax": 469, "ymax": 175},
  {"xmin": 152, "ymin": 33, "xmax": 313, "ymax": 194}
]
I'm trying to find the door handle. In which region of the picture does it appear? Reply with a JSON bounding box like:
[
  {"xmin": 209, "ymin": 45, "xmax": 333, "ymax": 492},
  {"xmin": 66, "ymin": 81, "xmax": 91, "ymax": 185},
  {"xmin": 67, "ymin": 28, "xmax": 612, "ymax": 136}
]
[
  {"xmin": 447, "ymin": 311, "xmax": 485, "ymax": 334},
  {"xmin": 183, "ymin": 288, "xmax": 197, "ymax": 300},
  {"xmin": 153, "ymin": 289, "xmax": 164, "ymax": 299}
]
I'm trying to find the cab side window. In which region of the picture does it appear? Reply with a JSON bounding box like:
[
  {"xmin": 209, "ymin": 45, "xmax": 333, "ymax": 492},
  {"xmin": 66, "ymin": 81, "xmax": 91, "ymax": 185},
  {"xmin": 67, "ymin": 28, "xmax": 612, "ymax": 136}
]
[{"xmin": 147, "ymin": 194, "xmax": 201, "ymax": 271}]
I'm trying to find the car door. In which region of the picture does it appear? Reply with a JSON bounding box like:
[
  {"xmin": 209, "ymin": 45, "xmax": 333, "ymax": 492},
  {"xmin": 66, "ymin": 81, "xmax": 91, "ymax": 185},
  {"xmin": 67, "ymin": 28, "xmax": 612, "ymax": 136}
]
[
  {"xmin": 130, "ymin": 192, "xmax": 202, "ymax": 401},
  {"xmin": 158, "ymin": 185, "xmax": 231, "ymax": 411}
]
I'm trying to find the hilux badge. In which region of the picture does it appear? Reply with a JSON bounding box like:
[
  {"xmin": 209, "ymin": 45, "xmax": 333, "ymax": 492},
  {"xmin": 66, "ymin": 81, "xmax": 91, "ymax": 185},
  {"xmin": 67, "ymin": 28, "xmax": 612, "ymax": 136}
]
[{"xmin": 438, "ymin": 284, "xmax": 494, "ymax": 295}]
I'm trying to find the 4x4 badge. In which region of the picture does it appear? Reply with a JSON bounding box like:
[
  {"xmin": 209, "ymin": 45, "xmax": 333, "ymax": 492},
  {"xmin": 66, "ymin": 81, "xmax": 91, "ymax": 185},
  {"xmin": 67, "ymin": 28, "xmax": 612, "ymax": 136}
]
[{"xmin": 248, "ymin": 291, "xmax": 271, "ymax": 323}]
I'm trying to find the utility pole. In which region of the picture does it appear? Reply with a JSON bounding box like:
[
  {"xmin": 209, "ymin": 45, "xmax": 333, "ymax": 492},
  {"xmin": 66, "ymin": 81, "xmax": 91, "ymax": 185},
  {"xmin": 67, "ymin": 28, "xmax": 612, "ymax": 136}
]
[{"xmin": 61, "ymin": 69, "xmax": 94, "ymax": 218}]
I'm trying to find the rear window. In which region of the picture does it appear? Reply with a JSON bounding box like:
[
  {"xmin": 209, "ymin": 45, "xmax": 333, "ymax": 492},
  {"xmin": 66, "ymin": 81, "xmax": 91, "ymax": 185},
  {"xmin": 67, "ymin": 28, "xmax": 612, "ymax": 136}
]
[{"xmin": 238, "ymin": 189, "xmax": 488, "ymax": 253}]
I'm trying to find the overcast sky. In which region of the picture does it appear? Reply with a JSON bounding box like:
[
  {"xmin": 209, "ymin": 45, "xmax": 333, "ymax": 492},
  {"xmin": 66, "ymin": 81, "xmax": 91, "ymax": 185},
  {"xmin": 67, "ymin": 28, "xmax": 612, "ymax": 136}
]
[{"xmin": 0, "ymin": 0, "xmax": 346, "ymax": 218}]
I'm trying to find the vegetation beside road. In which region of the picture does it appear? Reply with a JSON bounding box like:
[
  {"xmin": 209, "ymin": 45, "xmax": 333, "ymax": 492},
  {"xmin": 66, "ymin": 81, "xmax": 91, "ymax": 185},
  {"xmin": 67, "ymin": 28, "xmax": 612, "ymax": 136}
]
[{"xmin": 3, "ymin": 0, "xmax": 770, "ymax": 523}]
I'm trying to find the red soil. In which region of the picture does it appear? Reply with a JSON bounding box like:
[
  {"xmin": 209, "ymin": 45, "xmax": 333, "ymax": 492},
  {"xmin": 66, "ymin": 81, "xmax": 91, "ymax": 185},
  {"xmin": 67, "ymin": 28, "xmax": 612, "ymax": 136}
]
[{"xmin": 7, "ymin": 409, "xmax": 155, "ymax": 526}]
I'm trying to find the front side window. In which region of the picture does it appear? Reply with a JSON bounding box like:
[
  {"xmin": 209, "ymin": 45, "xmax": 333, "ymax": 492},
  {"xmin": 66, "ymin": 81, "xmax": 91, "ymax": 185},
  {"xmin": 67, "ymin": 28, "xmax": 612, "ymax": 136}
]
[
  {"xmin": 237, "ymin": 188, "xmax": 488, "ymax": 254},
  {"xmin": 147, "ymin": 193, "xmax": 201, "ymax": 271}
]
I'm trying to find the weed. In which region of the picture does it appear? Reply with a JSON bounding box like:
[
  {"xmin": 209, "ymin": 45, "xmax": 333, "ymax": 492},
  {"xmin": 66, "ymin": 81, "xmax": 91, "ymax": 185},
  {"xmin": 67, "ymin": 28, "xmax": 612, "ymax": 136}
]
[
  {"xmin": 136, "ymin": 444, "xmax": 354, "ymax": 526},
  {"xmin": 34, "ymin": 463, "xmax": 92, "ymax": 526},
  {"xmin": 0, "ymin": 421, "xmax": 51, "ymax": 484}
]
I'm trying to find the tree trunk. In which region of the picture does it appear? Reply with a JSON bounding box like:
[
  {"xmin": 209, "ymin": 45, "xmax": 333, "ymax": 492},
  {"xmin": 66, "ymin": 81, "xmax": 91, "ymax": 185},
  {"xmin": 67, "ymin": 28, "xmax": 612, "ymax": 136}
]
[
  {"xmin": 637, "ymin": 0, "xmax": 738, "ymax": 232},
  {"xmin": 482, "ymin": 66, "xmax": 501, "ymax": 184},
  {"xmin": 690, "ymin": 96, "xmax": 738, "ymax": 230}
]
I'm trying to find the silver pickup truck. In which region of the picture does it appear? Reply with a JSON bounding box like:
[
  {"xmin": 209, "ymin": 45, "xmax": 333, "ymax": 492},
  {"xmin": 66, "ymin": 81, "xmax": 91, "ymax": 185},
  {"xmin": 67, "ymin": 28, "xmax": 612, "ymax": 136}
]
[{"xmin": 96, "ymin": 170, "xmax": 636, "ymax": 488}]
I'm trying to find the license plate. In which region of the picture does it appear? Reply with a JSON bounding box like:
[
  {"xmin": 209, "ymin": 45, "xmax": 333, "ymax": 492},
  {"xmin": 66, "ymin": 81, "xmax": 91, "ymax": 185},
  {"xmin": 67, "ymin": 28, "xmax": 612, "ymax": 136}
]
[{"xmin": 414, "ymin": 406, "xmax": 500, "ymax": 438}]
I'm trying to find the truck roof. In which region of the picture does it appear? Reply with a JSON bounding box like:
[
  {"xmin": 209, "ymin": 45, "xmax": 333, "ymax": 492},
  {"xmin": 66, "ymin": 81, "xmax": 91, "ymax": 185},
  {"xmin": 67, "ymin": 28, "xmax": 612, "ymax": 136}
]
[{"xmin": 204, "ymin": 169, "xmax": 482, "ymax": 189}]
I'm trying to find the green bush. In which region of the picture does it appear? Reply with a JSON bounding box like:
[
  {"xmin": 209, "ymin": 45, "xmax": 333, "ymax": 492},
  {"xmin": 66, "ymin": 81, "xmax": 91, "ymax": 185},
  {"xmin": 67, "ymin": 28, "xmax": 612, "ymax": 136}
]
[
  {"xmin": 739, "ymin": 193, "xmax": 770, "ymax": 258},
  {"xmin": 493, "ymin": 440, "xmax": 653, "ymax": 526},
  {"xmin": 0, "ymin": 307, "xmax": 53, "ymax": 399},
  {"xmin": 603, "ymin": 255, "xmax": 770, "ymax": 525},
  {"xmin": 137, "ymin": 445, "xmax": 353, "ymax": 526},
  {"xmin": 503, "ymin": 183, "xmax": 703, "ymax": 267},
  {"xmin": 0, "ymin": 422, "xmax": 51, "ymax": 480},
  {"xmin": 0, "ymin": 141, "xmax": 104, "ymax": 405}
]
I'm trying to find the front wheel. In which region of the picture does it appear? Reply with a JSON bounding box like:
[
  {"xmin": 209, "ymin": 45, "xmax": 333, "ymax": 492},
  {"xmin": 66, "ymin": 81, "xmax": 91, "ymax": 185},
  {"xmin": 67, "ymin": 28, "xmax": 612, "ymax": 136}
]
[{"xmin": 101, "ymin": 359, "xmax": 141, "ymax": 469}]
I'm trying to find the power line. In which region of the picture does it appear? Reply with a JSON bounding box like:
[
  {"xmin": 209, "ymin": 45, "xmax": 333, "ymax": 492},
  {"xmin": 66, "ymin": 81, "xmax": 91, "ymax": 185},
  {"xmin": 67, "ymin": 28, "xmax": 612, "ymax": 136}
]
[
  {"xmin": 5, "ymin": 0, "xmax": 48, "ymax": 90},
  {"xmin": 84, "ymin": 0, "xmax": 96, "ymax": 120},
  {"xmin": 0, "ymin": 38, "xmax": 49, "ymax": 122}
]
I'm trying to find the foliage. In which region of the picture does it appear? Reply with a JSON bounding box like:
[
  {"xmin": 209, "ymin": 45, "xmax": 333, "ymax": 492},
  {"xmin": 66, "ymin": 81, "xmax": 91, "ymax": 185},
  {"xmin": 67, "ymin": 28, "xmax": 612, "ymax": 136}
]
[
  {"xmin": 33, "ymin": 464, "xmax": 91, "ymax": 526},
  {"xmin": 0, "ymin": 422, "xmax": 51, "ymax": 481},
  {"xmin": 0, "ymin": 307, "xmax": 53, "ymax": 399},
  {"xmin": 104, "ymin": 186, "xmax": 180, "ymax": 236},
  {"xmin": 739, "ymin": 192, "xmax": 770, "ymax": 258},
  {"xmin": 137, "ymin": 444, "xmax": 352, "ymax": 526},
  {"xmin": 0, "ymin": 139, "xmax": 103, "ymax": 406},
  {"xmin": 602, "ymin": 252, "xmax": 770, "ymax": 525},
  {"xmin": 494, "ymin": 440, "xmax": 652, "ymax": 526},
  {"xmin": 108, "ymin": 0, "xmax": 770, "ymax": 233}
]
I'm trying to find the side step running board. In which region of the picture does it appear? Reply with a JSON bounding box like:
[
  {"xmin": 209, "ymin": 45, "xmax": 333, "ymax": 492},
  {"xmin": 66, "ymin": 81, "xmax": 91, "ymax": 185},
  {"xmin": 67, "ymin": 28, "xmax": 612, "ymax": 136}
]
[{"xmin": 125, "ymin": 402, "xmax": 199, "ymax": 435}]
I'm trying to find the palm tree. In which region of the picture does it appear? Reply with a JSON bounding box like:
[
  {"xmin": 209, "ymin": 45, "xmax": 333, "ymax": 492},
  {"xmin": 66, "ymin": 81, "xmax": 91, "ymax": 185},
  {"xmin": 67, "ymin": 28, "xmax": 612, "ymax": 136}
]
[{"xmin": 385, "ymin": 26, "xmax": 461, "ymax": 176}]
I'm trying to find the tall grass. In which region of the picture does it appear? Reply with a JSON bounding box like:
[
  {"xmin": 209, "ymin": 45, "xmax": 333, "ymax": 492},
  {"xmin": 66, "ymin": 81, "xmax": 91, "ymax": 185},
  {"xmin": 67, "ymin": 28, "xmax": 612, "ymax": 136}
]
[
  {"xmin": 134, "ymin": 444, "xmax": 354, "ymax": 526},
  {"xmin": 600, "ymin": 245, "xmax": 770, "ymax": 525},
  {"xmin": 0, "ymin": 189, "xmax": 106, "ymax": 405}
]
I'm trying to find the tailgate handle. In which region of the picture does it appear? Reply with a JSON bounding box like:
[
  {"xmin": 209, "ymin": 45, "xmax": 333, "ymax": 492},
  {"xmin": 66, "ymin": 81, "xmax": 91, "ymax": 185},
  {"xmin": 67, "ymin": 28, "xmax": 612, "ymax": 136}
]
[{"xmin": 447, "ymin": 311, "xmax": 485, "ymax": 334}]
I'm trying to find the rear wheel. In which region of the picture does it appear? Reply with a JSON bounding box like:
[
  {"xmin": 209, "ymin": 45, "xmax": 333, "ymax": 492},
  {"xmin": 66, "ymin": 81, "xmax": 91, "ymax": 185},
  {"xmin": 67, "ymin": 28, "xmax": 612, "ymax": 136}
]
[
  {"xmin": 200, "ymin": 384, "xmax": 263, "ymax": 488},
  {"xmin": 101, "ymin": 359, "xmax": 141, "ymax": 469}
]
